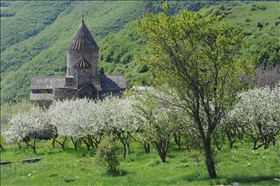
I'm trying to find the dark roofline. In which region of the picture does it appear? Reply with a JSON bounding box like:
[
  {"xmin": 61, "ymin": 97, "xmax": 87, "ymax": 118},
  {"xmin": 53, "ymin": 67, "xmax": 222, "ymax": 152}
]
[
  {"xmin": 31, "ymin": 76, "xmax": 66, "ymax": 78},
  {"xmin": 99, "ymin": 74, "xmax": 125, "ymax": 76}
]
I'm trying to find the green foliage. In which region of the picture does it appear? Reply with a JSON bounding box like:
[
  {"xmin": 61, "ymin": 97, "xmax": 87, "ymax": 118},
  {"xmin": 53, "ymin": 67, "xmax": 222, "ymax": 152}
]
[
  {"xmin": 95, "ymin": 137, "xmax": 120, "ymax": 172},
  {"xmin": 100, "ymin": 21, "xmax": 144, "ymax": 65},
  {"xmin": 0, "ymin": 1, "xmax": 147, "ymax": 104},
  {"xmin": 1, "ymin": 1, "xmax": 70, "ymax": 52},
  {"xmin": 1, "ymin": 1, "xmax": 279, "ymax": 105},
  {"xmin": 98, "ymin": 21, "xmax": 154, "ymax": 86},
  {"xmin": 0, "ymin": 135, "xmax": 6, "ymax": 148}
]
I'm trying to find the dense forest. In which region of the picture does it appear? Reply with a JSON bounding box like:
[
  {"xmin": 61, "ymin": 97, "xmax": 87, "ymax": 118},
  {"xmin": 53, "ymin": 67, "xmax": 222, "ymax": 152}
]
[{"xmin": 1, "ymin": 1, "xmax": 279, "ymax": 104}]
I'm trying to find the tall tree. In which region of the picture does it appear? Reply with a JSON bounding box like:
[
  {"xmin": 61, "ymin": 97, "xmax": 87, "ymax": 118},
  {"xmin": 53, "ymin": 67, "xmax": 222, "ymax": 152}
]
[{"xmin": 138, "ymin": 3, "xmax": 253, "ymax": 178}]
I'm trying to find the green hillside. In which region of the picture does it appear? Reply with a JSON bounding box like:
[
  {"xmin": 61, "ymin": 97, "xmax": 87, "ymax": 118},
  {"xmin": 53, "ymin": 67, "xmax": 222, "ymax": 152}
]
[
  {"xmin": 0, "ymin": 1, "xmax": 214, "ymax": 104},
  {"xmin": 200, "ymin": 2, "xmax": 280, "ymax": 67},
  {"xmin": 100, "ymin": 2, "xmax": 280, "ymax": 87},
  {"xmin": 1, "ymin": 1, "xmax": 279, "ymax": 104},
  {"xmin": 0, "ymin": 1, "xmax": 148, "ymax": 104}
]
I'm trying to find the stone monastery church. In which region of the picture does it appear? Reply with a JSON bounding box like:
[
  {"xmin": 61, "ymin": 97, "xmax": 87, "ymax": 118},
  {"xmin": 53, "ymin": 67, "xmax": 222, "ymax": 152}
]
[{"xmin": 30, "ymin": 20, "xmax": 126, "ymax": 106}]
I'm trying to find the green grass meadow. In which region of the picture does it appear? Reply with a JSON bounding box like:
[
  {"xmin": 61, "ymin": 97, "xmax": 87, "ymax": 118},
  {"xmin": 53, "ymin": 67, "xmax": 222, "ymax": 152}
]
[{"xmin": 1, "ymin": 138, "xmax": 280, "ymax": 186}]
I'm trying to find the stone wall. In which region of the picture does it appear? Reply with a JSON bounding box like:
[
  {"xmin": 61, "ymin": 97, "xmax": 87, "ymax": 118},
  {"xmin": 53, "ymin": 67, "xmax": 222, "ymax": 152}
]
[{"xmin": 53, "ymin": 88, "xmax": 78, "ymax": 100}]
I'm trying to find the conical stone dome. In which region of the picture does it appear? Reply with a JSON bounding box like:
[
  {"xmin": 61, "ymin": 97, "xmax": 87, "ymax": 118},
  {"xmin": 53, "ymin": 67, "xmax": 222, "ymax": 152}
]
[{"xmin": 68, "ymin": 20, "xmax": 99, "ymax": 50}]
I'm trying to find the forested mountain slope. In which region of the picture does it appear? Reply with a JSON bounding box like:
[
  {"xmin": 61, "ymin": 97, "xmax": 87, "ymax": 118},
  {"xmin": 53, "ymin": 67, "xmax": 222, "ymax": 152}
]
[
  {"xmin": 1, "ymin": 1, "xmax": 148, "ymax": 104},
  {"xmin": 0, "ymin": 1, "xmax": 218, "ymax": 104},
  {"xmin": 100, "ymin": 2, "xmax": 280, "ymax": 87},
  {"xmin": 1, "ymin": 1, "xmax": 279, "ymax": 104}
]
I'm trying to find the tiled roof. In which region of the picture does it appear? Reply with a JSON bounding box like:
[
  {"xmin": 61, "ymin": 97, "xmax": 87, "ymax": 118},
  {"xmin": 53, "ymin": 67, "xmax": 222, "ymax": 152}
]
[
  {"xmin": 73, "ymin": 55, "xmax": 91, "ymax": 68},
  {"xmin": 91, "ymin": 75, "xmax": 126, "ymax": 90},
  {"xmin": 68, "ymin": 20, "xmax": 99, "ymax": 50},
  {"xmin": 30, "ymin": 77, "xmax": 66, "ymax": 89}
]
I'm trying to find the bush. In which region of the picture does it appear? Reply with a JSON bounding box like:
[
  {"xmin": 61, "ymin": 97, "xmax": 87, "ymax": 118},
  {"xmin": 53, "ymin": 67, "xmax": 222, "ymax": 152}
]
[
  {"xmin": 257, "ymin": 5, "xmax": 266, "ymax": 10},
  {"xmin": 95, "ymin": 137, "xmax": 120, "ymax": 172},
  {"xmin": 257, "ymin": 22, "xmax": 263, "ymax": 28}
]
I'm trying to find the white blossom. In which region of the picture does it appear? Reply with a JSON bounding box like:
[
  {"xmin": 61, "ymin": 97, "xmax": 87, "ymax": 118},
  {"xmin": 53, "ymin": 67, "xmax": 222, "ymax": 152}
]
[
  {"xmin": 3, "ymin": 106, "xmax": 47, "ymax": 144},
  {"xmin": 228, "ymin": 85, "xmax": 280, "ymax": 149}
]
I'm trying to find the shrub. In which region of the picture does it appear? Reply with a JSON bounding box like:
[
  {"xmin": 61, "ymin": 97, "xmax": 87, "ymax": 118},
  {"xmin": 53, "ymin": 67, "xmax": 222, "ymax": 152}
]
[
  {"xmin": 95, "ymin": 137, "xmax": 120, "ymax": 172},
  {"xmin": 245, "ymin": 18, "xmax": 252, "ymax": 23},
  {"xmin": 251, "ymin": 4, "xmax": 257, "ymax": 11},
  {"xmin": 257, "ymin": 5, "xmax": 266, "ymax": 10},
  {"xmin": 257, "ymin": 22, "xmax": 263, "ymax": 28}
]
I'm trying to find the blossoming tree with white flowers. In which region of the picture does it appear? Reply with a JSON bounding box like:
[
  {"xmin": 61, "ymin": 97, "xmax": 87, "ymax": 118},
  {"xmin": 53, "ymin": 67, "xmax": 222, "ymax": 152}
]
[
  {"xmin": 47, "ymin": 98, "xmax": 104, "ymax": 150},
  {"xmin": 132, "ymin": 88, "xmax": 185, "ymax": 162},
  {"xmin": 228, "ymin": 85, "xmax": 280, "ymax": 150},
  {"xmin": 3, "ymin": 106, "xmax": 47, "ymax": 153},
  {"xmin": 95, "ymin": 96, "xmax": 141, "ymax": 159},
  {"xmin": 46, "ymin": 96, "xmax": 141, "ymax": 156}
]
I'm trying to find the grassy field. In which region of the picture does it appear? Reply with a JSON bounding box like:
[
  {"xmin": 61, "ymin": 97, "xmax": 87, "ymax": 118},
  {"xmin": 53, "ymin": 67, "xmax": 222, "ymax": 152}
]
[{"xmin": 1, "ymin": 138, "xmax": 280, "ymax": 186}]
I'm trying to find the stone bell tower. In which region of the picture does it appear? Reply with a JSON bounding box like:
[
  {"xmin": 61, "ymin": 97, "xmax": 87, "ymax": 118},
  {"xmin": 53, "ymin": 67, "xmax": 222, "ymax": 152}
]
[
  {"xmin": 67, "ymin": 19, "xmax": 99, "ymax": 87},
  {"xmin": 30, "ymin": 20, "xmax": 126, "ymax": 104}
]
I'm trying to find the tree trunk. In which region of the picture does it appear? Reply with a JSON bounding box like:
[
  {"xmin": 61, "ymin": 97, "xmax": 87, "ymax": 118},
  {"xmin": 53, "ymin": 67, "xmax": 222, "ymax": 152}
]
[
  {"xmin": 213, "ymin": 132, "xmax": 224, "ymax": 151},
  {"xmin": 174, "ymin": 132, "xmax": 181, "ymax": 150},
  {"xmin": 226, "ymin": 130, "xmax": 235, "ymax": 149},
  {"xmin": 52, "ymin": 136, "xmax": 67, "ymax": 151},
  {"xmin": 118, "ymin": 133, "xmax": 127, "ymax": 159},
  {"xmin": 81, "ymin": 137, "xmax": 90, "ymax": 151},
  {"xmin": 87, "ymin": 135, "xmax": 95, "ymax": 149},
  {"xmin": 52, "ymin": 139, "xmax": 55, "ymax": 148},
  {"xmin": 194, "ymin": 109, "xmax": 217, "ymax": 178},
  {"xmin": 154, "ymin": 139, "xmax": 169, "ymax": 163},
  {"xmin": 25, "ymin": 138, "xmax": 37, "ymax": 154},
  {"xmin": 123, "ymin": 143, "xmax": 127, "ymax": 159},
  {"xmin": 92, "ymin": 135, "xmax": 102, "ymax": 148},
  {"xmin": 203, "ymin": 139, "xmax": 217, "ymax": 179},
  {"xmin": 126, "ymin": 135, "xmax": 131, "ymax": 155},
  {"xmin": 71, "ymin": 137, "xmax": 79, "ymax": 150},
  {"xmin": 33, "ymin": 138, "xmax": 37, "ymax": 154},
  {"xmin": 144, "ymin": 142, "xmax": 150, "ymax": 154}
]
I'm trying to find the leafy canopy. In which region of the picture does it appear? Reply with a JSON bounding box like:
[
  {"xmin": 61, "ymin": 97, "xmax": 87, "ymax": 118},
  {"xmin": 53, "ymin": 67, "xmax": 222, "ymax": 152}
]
[{"xmin": 138, "ymin": 3, "xmax": 253, "ymax": 110}]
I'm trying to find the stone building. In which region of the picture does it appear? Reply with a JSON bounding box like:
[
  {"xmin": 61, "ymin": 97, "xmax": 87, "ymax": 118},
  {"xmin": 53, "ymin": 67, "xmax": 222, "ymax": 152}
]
[{"xmin": 30, "ymin": 20, "xmax": 126, "ymax": 106}]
